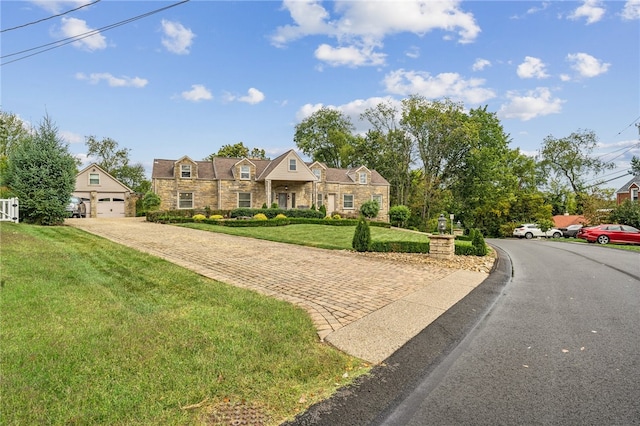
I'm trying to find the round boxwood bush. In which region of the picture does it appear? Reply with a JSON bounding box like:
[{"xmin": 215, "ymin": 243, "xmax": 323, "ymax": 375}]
[{"xmin": 253, "ymin": 213, "xmax": 268, "ymax": 220}]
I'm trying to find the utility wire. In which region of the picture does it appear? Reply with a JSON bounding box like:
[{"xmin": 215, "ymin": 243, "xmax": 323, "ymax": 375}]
[
  {"xmin": 1, "ymin": 0, "xmax": 189, "ymax": 66},
  {"xmin": 615, "ymin": 115, "xmax": 640, "ymax": 136},
  {"xmin": 1, "ymin": 0, "xmax": 101, "ymax": 33}
]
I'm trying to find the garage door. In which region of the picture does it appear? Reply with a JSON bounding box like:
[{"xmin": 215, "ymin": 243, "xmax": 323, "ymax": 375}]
[{"xmin": 97, "ymin": 194, "xmax": 126, "ymax": 218}]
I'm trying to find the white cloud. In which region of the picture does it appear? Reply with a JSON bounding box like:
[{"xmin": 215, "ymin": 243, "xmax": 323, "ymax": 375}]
[
  {"xmin": 621, "ymin": 0, "xmax": 640, "ymax": 20},
  {"xmin": 31, "ymin": 0, "xmax": 88, "ymax": 14},
  {"xmin": 76, "ymin": 72, "xmax": 148, "ymax": 88},
  {"xmin": 59, "ymin": 17, "xmax": 106, "ymax": 51},
  {"xmin": 382, "ymin": 69, "xmax": 496, "ymax": 104},
  {"xmin": 472, "ymin": 58, "xmax": 491, "ymax": 71},
  {"xmin": 405, "ymin": 46, "xmax": 420, "ymax": 59},
  {"xmin": 161, "ymin": 19, "xmax": 195, "ymax": 55},
  {"xmin": 517, "ymin": 56, "xmax": 549, "ymax": 79},
  {"xmin": 181, "ymin": 84, "xmax": 212, "ymax": 102},
  {"xmin": 566, "ymin": 52, "xmax": 610, "ymax": 78},
  {"xmin": 568, "ymin": 0, "xmax": 606, "ymax": 24},
  {"xmin": 498, "ymin": 87, "xmax": 565, "ymax": 121},
  {"xmin": 60, "ymin": 130, "xmax": 83, "ymax": 144},
  {"xmin": 239, "ymin": 88, "xmax": 266, "ymax": 104},
  {"xmin": 271, "ymin": 0, "xmax": 480, "ymax": 68},
  {"xmin": 314, "ymin": 43, "xmax": 386, "ymax": 67}
]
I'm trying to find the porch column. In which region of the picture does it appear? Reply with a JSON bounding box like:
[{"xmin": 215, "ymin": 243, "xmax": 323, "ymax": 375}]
[{"xmin": 265, "ymin": 179, "xmax": 272, "ymax": 206}]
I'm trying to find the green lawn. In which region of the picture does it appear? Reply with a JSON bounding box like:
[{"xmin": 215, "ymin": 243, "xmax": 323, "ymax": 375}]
[
  {"xmin": 0, "ymin": 223, "xmax": 369, "ymax": 425},
  {"xmin": 179, "ymin": 222, "xmax": 437, "ymax": 250}
]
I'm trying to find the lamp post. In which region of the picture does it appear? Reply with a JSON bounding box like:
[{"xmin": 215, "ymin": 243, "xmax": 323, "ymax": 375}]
[{"xmin": 438, "ymin": 214, "xmax": 447, "ymax": 235}]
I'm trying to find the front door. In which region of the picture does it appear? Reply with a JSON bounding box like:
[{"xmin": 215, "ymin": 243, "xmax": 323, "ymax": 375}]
[
  {"xmin": 277, "ymin": 193, "xmax": 287, "ymax": 209},
  {"xmin": 327, "ymin": 194, "xmax": 335, "ymax": 216}
]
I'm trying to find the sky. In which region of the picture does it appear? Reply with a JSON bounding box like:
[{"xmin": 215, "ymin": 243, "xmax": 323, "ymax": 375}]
[{"xmin": 2, "ymin": 0, "xmax": 639, "ymax": 191}]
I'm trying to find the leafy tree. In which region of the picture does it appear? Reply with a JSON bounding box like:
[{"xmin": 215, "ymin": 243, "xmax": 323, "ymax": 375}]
[
  {"xmin": 205, "ymin": 142, "xmax": 269, "ymax": 160},
  {"xmin": 389, "ymin": 205, "xmax": 411, "ymax": 228},
  {"xmin": 352, "ymin": 217, "xmax": 371, "ymax": 252},
  {"xmin": 400, "ymin": 96, "xmax": 479, "ymax": 222},
  {"xmin": 359, "ymin": 199, "xmax": 380, "ymax": 219},
  {"xmin": 471, "ymin": 228, "xmax": 488, "ymax": 256},
  {"xmin": 609, "ymin": 199, "xmax": 640, "ymax": 228},
  {"xmin": 141, "ymin": 191, "xmax": 161, "ymax": 211},
  {"xmin": 359, "ymin": 101, "xmax": 414, "ymax": 206},
  {"xmin": 85, "ymin": 136, "xmax": 147, "ymax": 192},
  {"xmin": 0, "ymin": 110, "xmax": 31, "ymax": 187},
  {"xmin": 630, "ymin": 156, "xmax": 640, "ymax": 176},
  {"xmin": 538, "ymin": 130, "xmax": 614, "ymax": 212},
  {"xmin": 6, "ymin": 115, "xmax": 77, "ymax": 225},
  {"xmin": 294, "ymin": 107, "xmax": 356, "ymax": 168},
  {"xmin": 581, "ymin": 187, "xmax": 616, "ymax": 225}
]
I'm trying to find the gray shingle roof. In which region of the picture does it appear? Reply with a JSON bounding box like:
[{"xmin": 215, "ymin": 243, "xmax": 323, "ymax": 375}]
[{"xmin": 616, "ymin": 175, "xmax": 640, "ymax": 193}]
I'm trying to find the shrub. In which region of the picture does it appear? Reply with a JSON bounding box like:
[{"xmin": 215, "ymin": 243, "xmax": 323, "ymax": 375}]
[
  {"xmin": 609, "ymin": 199, "xmax": 640, "ymax": 228},
  {"xmin": 141, "ymin": 191, "xmax": 161, "ymax": 211},
  {"xmin": 253, "ymin": 213, "xmax": 268, "ymax": 220},
  {"xmin": 261, "ymin": 203, "xmax": 268, "ymax": 209},
  {"xmin": 389, "ymin": 205, "xmax": 411, "ymax": 227},
  {"xmin": 369, "ymin": 241, "xmax": 430, "ymax": 253},
  {"xmin": 471, "ymin": 228, "xmax": 488, "ymax": 256},
  {"xmin": 360, "ymin": 200, "xmax": 380, "ymax": 219},
  {"xmin": 319, "ymin": 204, "xmax": 327, "ymax": 216},
  {"xmin": 192, "ymin": 214, "xmax": 207, "ymax": 222},
  {"xmin": 270, "ymin": 202, "xmax": 278, "ymax": 209},
  {"xmin": 352, "ymin": 218, "xmax": 371, "ymax": 252},
  {"xmin": 209, "ymin": 214, "xmax": 224, "ymax": 220},
  {"xmin": 275, "ymin": 213, "xmax": 287, "ymax": 219},
  {"xmin": 332, "ymin": 214, "xmax": 341, "ymax": 220}
]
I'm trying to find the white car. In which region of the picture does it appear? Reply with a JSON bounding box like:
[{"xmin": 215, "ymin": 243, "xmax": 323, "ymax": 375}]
[{"xmin": 513, "ymin": 223, "xmax": 562, "ymax": 239}]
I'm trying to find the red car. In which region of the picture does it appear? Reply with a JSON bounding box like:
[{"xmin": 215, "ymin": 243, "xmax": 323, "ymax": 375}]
[{"xmin": 576, "ymin": 224, "xmax": 640, "ymax": 245}]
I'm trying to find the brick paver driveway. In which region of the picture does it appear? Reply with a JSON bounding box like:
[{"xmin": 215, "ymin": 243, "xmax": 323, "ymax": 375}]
[{"xmin": 67, "ymin": 217, "xmax": 462, "ymax": 340}]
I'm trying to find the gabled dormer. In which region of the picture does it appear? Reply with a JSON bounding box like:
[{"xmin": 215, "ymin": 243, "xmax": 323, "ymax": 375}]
[
  {"xmin": 233, "ymin": 158, "xmax": 256, "ymax": 181},
  {"xmin": 174, "ymin": 156, "xmax": 198, "ymax": 179},
  {"xmin": 308, "ymin": 161, "xmax": 327, "ymax": 182},
  {"xmin": 348, "ymin": 165, "xmax": 371, "ymax": 184}
]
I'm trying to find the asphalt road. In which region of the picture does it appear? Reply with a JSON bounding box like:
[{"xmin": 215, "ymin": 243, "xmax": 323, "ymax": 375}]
[{"xmin": 288, "ymin": 239, "xmax": 640, "ymax": 425}]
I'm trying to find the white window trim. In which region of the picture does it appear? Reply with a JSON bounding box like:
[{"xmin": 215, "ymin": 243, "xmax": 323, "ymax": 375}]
[
  {"xmin": 343, "ymin": 194, "xmax": 354, "ymax": 210},
  {"xmin": 180, "ymin": 164, "xmax": 192, "ymax": 178},
  {"xmin": 240, "ymin": 165, "xmax": 250, "ymax": 180},
  {"xmin": 88, "ymin": 173, "xmax": 100, "ymax": 185},
  {"xmin": 359, "ymin": 172, "xmax": 367, "ymax": 184},
  {"xmin": 372, "ymin": 194, "xmax": 383, "ymax": 209},
  {"xmin": 178, "ymin": 192, "xmax": 193, "ymax": 209},
  {"xmin": 631, "ymin": 187, "xmax": 638, "ymax": 201},
  {"xmin": 289, "ymin": 159, "xmax": 297, "ymax": 171},
  {"xmin": 313, "ymin": 169, "xmax": 321, "ymax": 180},
  {"xmin": 238, "ymin": 192, "xmax": 252, "ymax": 208}
]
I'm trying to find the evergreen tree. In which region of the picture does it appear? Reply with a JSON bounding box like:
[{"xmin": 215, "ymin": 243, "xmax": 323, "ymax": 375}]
[
  {"xmin": 6, "ymin": 115, "xmax": 77, "ymax": 225},
  {"xmin": 352, "ymin": 217, "xmax": 371, "ymax": 252}
]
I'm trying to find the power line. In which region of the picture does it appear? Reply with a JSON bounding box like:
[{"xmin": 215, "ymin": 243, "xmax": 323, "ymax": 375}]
[
  {"xmin": 1, "ymin": 0, "xmax": 101, "ymax": 33},
  {"xmin": 1, "ymin": 0, "xmax": 190, "ymax": 66},
  {"xmin": 615, "ymin": 115, "xmax": 640, "ymax": 136}
]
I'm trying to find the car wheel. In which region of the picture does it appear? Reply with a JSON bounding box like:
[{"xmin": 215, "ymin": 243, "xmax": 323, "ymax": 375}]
[
  {"xmin": 552, "ymin": 232, "xmax": 561, "ymax": 238},
  {"xmin": 597, "ymin": 235, "xmax": 609, "ymax": 245},
  {"xmin": 525, "ymin": 232, "xmax": 533, "ymax": 239}
]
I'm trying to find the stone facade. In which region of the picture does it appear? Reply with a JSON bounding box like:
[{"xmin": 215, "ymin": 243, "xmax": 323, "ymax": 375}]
[{"xmin": 151, "ymin": 150, "xmax": 391, "ymax": 221}]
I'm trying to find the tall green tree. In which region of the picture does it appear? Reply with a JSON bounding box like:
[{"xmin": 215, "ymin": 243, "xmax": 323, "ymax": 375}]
[
  {"xmin": 630, "ymin": 156, "xmax": 640, "ymax": 176},
  {"xmin": 538, "ymin": 129, "xmax": 614, "ymax": 212},
  {"xmin": 6, "ymin": 115, "xmax": 77, "ymax": 225},
  {"xmin": 293, "ymin": 107, "xmax": 356, "ymax": 168},
  {"xmin": 400, "ymin": 96, "xmax": 479, "ymax": 221},
  {"xmin": 204, "ymin": 142, "xmax": 268, "ymax": 160},
  {"xmin": 0, "ymin": 110, "xmax": 31, "ymax": 187},
  {"xmin": 359, "ymin": 101, "xmax": 414, "ymax": 206},
  {"xmin": 85, "ymin": 136, "xmax": 147, "ymax": 192}
]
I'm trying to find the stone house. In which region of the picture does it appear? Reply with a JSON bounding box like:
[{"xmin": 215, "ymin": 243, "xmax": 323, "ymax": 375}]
[
  {"xmin": 616, "ymin": 175, "xmax": 640, "ymax": 205},
  {"xmin": 151, "ymin": 150, "xmax": 390, "ymax": 221},
  {"xmin": 73, "ymin": 163, "xmax": 136, "ymax": 218}
]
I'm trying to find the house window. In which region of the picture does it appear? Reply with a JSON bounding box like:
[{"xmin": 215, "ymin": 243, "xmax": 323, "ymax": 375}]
[
  {"xmin": 178, "ymin": 192, "xmax": 193, "ymax": 209},
  {"xmin": 289, "ymin": 159, "xmax": 297, "ymax": 171},
  {"xmin": 343, "ymin": 194, "xmax": 354, "ymax": 209},
  {"xmin": 240, "ymin": 165, "xmax": 250, "ymax": 180},
  {"xmin": 316, "ymin": 193, "xmax": 323, "ymax": 207},
  {"xmin": 181, "ymin": 165, "xmax": 191, "ymax": 178},
  {"xmin": 238, "ymin": 192, "xmax": 251, "ymax": 208},
  {"xmin": 89, "ymin": 173, "xmax": 100, "ymax": 185},
  {"xmin": 632, "ymin": 187, "xmax": 638, "ymax": 202},
  {"xmin": 372, "ymin": 195, "xmax": 383, "ymax": 209},
  {"xmin": 313, "ymin": 169, "xmax": 321, "ymax": 180},
  {"xmin": 359, "ymin": 172, "xmax": 367, "ymax": 184}
]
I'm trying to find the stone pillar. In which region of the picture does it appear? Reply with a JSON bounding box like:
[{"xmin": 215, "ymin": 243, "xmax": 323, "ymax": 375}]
[{"xmin": 430, "ymin": 234, "xmax": 455, "ymax": 259}]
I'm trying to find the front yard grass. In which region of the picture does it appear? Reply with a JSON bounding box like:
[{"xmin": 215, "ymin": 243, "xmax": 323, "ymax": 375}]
[
  {"xmin": 179, "ymin": 222, "xmax": 443, "ymax": 250},
  {"xmin": 0, "ymin": 223, "xmax": 369, "ymax": 425}
]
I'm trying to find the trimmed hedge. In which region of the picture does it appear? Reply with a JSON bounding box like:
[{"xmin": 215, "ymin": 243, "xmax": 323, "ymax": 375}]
[
  {"xmin": 369, "ymin": 241, "xmax": 430, "ymax": 253},
  {"xmin": 230, "ymin": 208, "xmax": 324, "ymax": 219}
]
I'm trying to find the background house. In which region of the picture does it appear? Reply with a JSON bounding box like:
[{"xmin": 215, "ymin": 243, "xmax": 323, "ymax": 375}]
[
  {"xmin": 616, "ymin": 175, "xmax": 640, "ymax": 205},
  {"xmin": 74, "ymin": 164, "xmax": 135, "ymax": 218},
  {"xmin": 151, "ymin": 150, "xmax": 390, "ymax": 221}
]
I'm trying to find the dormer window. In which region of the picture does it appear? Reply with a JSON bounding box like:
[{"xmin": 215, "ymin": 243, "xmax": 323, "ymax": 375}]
[
  {"xmin": 632, "ymin": 187, "xmax": 638, "ymax": 201},
  {"xmin": 181, "ymin": 165, "xmax": 191, "ymax": 178},
  {"xmin": 289, "ymin": 159, "xmax": 297, "ymax": 171},
  {"xmin": 359, "ymin": 172, "xmax": 367, "ymax": 184},
  {"xmin": 240, "ymin": 165, "xmax": 250, "ymax": 180},
  {"xmin": 313, "ymin": 169, "xmax": 321, "ymax": 180}
]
